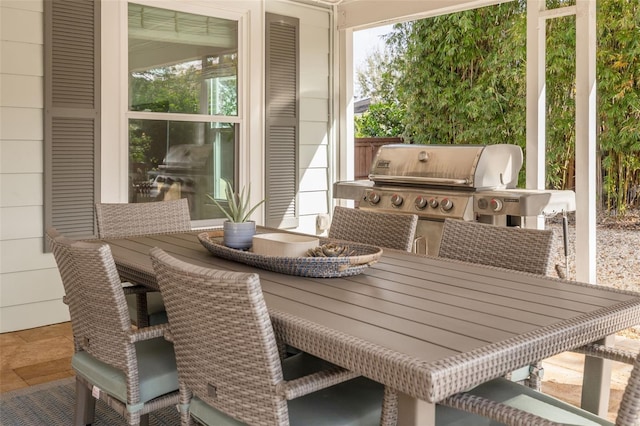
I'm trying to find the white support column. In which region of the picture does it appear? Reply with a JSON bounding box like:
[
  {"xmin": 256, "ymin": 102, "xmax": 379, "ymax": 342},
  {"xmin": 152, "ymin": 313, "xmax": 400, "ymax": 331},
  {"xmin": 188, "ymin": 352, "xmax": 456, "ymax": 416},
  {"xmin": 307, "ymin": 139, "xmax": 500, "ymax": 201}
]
[
  {"xmin": 336, "ymin": 26, "xmax": 355, "ymax": 207},
  {"xmin": 574, "ymin": 0, "xmax": 597, "ymax": 284},
  {"xmin": 575, "ymin": 0, "xmax": 611, "ymax": 416},
  {"xmin": 524, "ymin": 0, "xmax": 546, "ymax": 229}
]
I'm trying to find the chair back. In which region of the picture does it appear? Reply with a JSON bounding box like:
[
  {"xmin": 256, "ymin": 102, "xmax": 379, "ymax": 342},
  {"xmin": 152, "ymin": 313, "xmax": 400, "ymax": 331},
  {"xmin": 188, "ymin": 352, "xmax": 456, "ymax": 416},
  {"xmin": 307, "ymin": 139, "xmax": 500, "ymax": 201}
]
[
  {"xmin": 47, "ymin": 228, "xmax": 136, "ymax": 376},
  {"xmin": 438, "ymin": 219, "xmax": 554, "ymax": 275},
  {"xmin": 618, "ymin": 353, "xmax": 640, "ymax": 425},
  {"xmin": 46, "ymin": 228, "xmax": 83, "ymax": 351},
  {"xmin": 95, "ymin": 198, "xmax": 191, "ymax": 238},
  {"xmin": 328, "ymin": 206, "xmax": 418, "ymax": 251},
  {"xmin": 150, "ymin": 248, "xmax": 288, "ymax": 425}
]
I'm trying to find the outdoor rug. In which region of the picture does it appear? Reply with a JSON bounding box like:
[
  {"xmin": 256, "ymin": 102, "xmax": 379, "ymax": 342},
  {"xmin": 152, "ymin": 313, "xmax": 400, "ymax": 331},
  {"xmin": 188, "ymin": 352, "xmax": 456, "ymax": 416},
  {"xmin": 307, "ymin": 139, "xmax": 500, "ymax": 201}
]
[{"xmin": 0, "ymin": 378, "xmax": 180, "ymax": 425}]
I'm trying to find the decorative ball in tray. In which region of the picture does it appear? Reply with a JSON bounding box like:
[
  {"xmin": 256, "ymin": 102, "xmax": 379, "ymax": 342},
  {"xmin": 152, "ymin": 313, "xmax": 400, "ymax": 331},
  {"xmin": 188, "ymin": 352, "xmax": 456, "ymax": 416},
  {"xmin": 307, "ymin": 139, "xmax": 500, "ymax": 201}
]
[{"xmin": 198, "ymin": 230, "xmax": 383, "ymax": 278}]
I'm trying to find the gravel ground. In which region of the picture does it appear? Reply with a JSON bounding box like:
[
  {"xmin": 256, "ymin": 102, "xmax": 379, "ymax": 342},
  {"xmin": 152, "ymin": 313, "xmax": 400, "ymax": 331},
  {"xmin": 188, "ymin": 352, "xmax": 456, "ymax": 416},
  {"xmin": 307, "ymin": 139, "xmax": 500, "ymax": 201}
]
[
  {"xmin": 546, "ymin": 210, "xmax": 640, "ymax": 336},
  {"xmin": 546, "ymin": 211, "xmax": 640, "ymax": 291}
]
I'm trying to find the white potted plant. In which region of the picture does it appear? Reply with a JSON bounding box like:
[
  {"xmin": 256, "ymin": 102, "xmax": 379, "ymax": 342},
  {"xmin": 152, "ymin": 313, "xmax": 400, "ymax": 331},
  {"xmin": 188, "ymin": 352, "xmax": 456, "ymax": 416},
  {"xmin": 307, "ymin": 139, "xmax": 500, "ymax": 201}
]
[{"xmin": 208, "ymin": 182, "xmax": 265, "ymax": 250}]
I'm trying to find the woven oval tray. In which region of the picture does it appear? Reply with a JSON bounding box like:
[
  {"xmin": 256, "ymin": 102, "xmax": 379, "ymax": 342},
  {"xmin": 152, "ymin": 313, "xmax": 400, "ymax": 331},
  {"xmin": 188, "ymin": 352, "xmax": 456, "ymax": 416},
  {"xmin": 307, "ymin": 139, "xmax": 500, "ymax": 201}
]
[{"xmin": 198, "ymin": 230, "xmax": 383, "ymax": 278}]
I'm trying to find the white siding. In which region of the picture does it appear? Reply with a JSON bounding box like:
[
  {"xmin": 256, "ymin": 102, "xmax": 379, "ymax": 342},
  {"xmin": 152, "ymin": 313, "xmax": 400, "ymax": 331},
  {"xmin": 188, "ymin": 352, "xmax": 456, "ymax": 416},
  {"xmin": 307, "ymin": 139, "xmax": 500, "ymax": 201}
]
[
  {"xmin": 0, "ymin": 41, "xmax": 43, "ymax": 75},
  {"xmin": 0, "ymin": 0, "xmax": 68, "ymax": 332},
  {"xmin": 2, "ymin": 269, "xmax": 64, "ymax": 306},
  {"xmin": 300, "ymin": 144, "xmax": 328, "ymax": 168},
  {"xmin": 1, "ymin": 173, "xmax": 43, "ymax": 207},
  {"xmin": 0, "ymin": 4, "xmax": 43, "ymax": 43},
  {"xmin": 1, "ymin": 140, "xmax": 43, "ymax": 174},
  {"xmin": 1, "ymin": 238, "xmax": 56, "ymax": 274},
  {"xmin": 299, "ymin": 168, "xmax": 328, "ymax": 192},
  {"xmin": 267, "ymin": 1, "xmax": 332, "ymax": 235},
  {"xmin": 1, "ymin": 206, "xmax": 44, "ymax": 239},
  {"xmin": 1, "ymin": 75, "xmax": 44, "ymax": 108},
  {"xmin": 0, "ymin": 108, "xmax": 43, "ymax": 140},
  {"xmin": 299, "ymin": 190, "xmax": 329, "ymax": 215},
  {"xmin": 1, "ymin": 300, "xmax": 70, "ymax": 332}
]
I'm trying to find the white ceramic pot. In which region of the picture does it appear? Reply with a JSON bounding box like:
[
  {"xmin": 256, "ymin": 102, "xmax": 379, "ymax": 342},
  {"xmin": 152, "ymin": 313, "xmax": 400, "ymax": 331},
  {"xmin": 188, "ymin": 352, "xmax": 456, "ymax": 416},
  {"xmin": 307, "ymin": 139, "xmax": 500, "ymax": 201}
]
[{"xmin": 223, "ymin": 221, "xmax": 256, "ymax": 250}]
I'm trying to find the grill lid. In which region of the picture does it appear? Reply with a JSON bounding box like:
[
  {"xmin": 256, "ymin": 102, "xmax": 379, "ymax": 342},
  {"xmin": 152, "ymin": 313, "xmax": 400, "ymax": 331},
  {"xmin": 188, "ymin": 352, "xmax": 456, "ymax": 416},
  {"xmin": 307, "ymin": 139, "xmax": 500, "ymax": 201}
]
[
  {"xmin": 158, "ymin": 144, "xmax": 212, "ymax": 172},
  {"xmin": 369, "ymin": 144, "xmax": 523, "ymax": 190}
]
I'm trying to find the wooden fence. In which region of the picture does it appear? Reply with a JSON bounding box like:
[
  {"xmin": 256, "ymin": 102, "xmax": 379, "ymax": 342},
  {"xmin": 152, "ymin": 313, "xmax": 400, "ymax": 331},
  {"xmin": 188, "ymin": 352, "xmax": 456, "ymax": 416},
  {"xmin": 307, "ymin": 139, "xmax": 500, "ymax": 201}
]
[{"xmin": 354, "ymin": 137, "xmax": 403, "ymax": 180}]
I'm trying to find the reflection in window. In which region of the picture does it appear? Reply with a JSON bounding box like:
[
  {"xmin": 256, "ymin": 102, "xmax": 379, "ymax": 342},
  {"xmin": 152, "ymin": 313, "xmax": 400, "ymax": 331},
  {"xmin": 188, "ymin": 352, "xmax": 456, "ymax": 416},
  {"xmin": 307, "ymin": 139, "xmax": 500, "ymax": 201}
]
[
  {"xmin": 128, "ymin": 4, "xmax": 238, "ymax": 115},
  {"xmin": 129, "ymin": 120, "xmax": 236, "ymax": 221},
  {"xmin": 127, "ymin": 3, "xmax": 239, "ymax": 222}
]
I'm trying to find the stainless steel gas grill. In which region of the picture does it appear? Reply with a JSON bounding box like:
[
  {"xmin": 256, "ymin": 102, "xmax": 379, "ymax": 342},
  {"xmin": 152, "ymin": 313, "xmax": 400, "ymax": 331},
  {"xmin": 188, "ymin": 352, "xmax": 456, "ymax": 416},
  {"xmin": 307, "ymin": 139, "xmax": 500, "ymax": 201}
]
[
  {"xmin": 148, "ymin": 144, "xmax": 214, "ymax": 219},
  {"xmin": 334, "ymin": 144, "xmax": 576, "ymax": 256}
]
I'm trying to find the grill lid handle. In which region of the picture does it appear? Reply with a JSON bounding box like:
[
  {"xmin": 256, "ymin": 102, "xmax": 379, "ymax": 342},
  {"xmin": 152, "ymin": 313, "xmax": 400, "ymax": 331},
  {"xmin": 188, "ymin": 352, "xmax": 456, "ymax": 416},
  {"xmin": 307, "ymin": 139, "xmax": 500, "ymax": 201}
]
[{"xmin": 368, "ymin": 175, "xmax": 470, "ymax": 186}]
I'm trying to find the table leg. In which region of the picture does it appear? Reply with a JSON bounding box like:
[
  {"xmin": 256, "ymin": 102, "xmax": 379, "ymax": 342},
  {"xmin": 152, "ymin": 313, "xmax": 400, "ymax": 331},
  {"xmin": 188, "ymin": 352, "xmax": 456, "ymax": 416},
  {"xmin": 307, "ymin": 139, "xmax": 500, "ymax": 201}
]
[
  {"xmin": 397, "ymin": 392, "xmax": 436, "ymax": 426},
  {"xmin": 581, "ymin": 335, "xmax": 614, "ymax": 416}
]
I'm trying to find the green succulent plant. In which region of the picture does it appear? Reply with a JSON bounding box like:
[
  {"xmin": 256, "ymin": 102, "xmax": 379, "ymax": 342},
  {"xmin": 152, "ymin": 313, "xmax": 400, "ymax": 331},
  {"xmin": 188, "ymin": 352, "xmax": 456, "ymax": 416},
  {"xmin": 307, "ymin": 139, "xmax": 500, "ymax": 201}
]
[{"xmin": 207, "ymin": 182, "xmax": 265, "ymax": 223}]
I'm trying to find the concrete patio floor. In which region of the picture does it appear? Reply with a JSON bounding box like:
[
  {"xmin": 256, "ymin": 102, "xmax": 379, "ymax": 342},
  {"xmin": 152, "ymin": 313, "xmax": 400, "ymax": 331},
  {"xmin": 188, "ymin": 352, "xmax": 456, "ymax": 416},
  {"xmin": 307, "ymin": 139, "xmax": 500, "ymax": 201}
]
[{"xmin": 542, "ymin": 335, "xmax": 639, "ymax": 422}]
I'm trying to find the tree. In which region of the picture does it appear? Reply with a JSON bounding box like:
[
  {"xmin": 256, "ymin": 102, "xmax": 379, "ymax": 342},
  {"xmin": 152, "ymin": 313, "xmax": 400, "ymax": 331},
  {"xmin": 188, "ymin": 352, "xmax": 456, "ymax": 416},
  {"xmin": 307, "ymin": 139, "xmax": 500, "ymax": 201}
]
[
  {"xmin": 391, "ymin": 2, "xmax": 527, "ymax": 148},
  {"xmin": 355, "ymin": 102, "xmax": 406, "ymax": 138},
  {"xmin": 130, "ymin": 65, "xmax": 201, "ymax": 114},
  {"xmin": 597, "ymin": 0, "xmax": 640, "ymax": 213},
  {"xmin": 355, "ymin": 48, "xmax": 400, "ymax": 103},
  {"xmin": 354, "ymin": 37, "xmax": 407, "ymax": 138}
]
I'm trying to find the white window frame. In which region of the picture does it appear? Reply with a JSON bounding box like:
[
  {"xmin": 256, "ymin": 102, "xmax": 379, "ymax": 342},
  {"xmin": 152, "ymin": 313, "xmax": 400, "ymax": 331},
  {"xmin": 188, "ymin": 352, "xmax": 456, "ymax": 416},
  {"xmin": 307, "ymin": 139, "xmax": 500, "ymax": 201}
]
[{"xmin": 101, "ymin": 0, "xmax": 257, "ymax": 228}]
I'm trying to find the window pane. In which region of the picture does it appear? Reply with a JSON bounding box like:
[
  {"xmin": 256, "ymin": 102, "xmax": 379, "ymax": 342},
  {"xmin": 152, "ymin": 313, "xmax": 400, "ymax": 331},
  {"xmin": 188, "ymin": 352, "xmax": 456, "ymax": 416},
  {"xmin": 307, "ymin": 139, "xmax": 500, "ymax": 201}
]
[
  {"xmin": 128, "ymin": 4, "xmax": 238, "ymax": 115},
  {"xmin": 129, "ymin": 119, "xmax": 236, "ymax": 221}
]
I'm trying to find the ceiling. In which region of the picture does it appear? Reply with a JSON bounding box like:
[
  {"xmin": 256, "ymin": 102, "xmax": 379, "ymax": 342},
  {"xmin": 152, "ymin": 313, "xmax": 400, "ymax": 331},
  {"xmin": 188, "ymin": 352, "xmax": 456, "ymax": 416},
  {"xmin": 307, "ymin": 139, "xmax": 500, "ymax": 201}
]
[{"xmin": 292, "ymin": 0, "xmax": 511, "ymax": 30}]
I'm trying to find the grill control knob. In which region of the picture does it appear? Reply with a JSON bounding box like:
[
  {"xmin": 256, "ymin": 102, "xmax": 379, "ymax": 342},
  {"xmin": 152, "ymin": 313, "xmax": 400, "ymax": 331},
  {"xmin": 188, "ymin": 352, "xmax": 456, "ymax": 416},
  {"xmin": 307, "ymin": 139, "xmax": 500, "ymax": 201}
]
[
  {"xmin": 441, "ymin": 198, "xmax": 453, "ymax": 211},
  {"xmin": 490, "ymin": 198, "xmax": 503, "ymax": 212},
  {"xmin": 367, "ymin": 191, "xmax": 381, "ymax": 204},
  {"xmin": 390, "ymin": 193, "xmax": 404, "ymax": 207},
  {"xmin": 429, "ymin": 198, "xmax": 439, "ymax": 208},
  {"xmin": 418, "ymin": 151, "xmax": 429, "ymax": 162},
  {"xmin": 415, "ymin": 196, "xmax": 428, "ymax": 210}
]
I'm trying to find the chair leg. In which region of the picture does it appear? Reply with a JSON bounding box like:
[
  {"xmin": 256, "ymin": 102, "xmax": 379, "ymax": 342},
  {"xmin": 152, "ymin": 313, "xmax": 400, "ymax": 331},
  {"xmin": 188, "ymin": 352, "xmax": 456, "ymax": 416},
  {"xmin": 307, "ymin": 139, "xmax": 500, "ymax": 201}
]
[
  {"xmin": 179, "ymin": 382, "xmax": 195, "ymax": 426},
  {"xmin": 525, "ymin": 362, "xmax": 544, "ymax": 391},
  {"xmin": 73, "ymin": 379, "xmax": 96, "ymax": 426},
  {"xmin": 380, "ymin": 387, "xmax": 398, "ymax": 426}
]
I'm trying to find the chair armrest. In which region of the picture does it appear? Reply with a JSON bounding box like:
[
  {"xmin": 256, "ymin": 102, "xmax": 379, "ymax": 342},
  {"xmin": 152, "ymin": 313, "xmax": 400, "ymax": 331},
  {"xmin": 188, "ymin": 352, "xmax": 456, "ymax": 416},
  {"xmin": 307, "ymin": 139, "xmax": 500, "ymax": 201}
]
[
  {"xmin": 573, "ymin": 343, "xmax": 637, "ymax": 365},
  {"xmin": 278, "ymin": 366, "xmax": 359, "ymax": 400},
  {"xmin": 441, "ymin": 393, "xmax": 563, "ymax": 426},
  {"xmin": 129, "ymin": 323, "xmax": 170, "ymax": 343}
]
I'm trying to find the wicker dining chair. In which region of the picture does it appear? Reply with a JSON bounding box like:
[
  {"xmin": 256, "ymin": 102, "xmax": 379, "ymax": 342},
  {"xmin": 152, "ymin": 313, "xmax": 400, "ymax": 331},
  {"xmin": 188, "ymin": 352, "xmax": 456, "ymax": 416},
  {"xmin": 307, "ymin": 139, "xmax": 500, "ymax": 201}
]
[
  {"xmin": 328, "ymin": 206, "xmax": 419, "ymax": 252},
  {"xmin": 46, "ymin": 228, "xmax": 179, "ymax": 426},
  {"xmin": 438, "ymin": 218, "xmax": 554, "ymax": 276},
  {"xmin": 437, "ymin": 343, "xmax": 640, "ymax": 426},
  {"xmin": 438, "ymin": 218, "xmax": 555, "ymax": 391},
  {"xmin": 95, "ymin": 198, "xmax": 192, "ymax": 327},
  {"xmin": 95, "ymin": 198, "xmax": 192, "ymax": 239},
  {"xmin": 150, "ymin": 248, "xmax": 398, "ymax": 426}
]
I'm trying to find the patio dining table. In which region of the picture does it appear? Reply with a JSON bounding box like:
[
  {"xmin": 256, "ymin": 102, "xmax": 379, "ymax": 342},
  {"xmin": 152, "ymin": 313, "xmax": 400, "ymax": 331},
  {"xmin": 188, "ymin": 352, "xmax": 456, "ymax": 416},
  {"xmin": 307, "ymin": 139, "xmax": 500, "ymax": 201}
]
[{"xmin": 102, "ymin": 228, "xmax": 640, "ymax": 426}]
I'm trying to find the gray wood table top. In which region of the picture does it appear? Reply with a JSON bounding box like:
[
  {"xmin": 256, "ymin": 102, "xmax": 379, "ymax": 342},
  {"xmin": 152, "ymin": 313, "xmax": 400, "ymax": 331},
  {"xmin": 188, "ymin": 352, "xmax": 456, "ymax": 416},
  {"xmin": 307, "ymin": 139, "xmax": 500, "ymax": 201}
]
[{"xmin": 102, "ymin": 229, "xmax": 640, "ymax": 422}]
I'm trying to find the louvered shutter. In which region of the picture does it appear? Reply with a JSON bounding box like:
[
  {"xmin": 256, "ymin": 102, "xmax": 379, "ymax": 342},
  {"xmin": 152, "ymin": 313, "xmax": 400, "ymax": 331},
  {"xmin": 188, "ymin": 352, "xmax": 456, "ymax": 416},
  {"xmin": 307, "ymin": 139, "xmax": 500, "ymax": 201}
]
[
  {"xmin": 44, "ymin": 0, "xmax": 100, "ymax": 242},
  {"xmin": 265, "ymin": 13, "xmax": 299, "ymax": 229}
]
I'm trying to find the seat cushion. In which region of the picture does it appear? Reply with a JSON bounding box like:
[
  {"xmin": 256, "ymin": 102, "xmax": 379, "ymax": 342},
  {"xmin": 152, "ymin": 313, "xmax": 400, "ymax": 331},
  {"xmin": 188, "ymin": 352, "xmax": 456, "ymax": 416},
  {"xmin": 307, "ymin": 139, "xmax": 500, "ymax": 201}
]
[
  {"xmin": 436, "ymin": 377, "xmax": 613, "ymax": 426},
  {"xmin": 189, "ymin": 352, "xmax": 385, "ymax": 426},
  {"xmin": 72, "ymin": 337, "xmax": 178, "ymax": 406}
]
